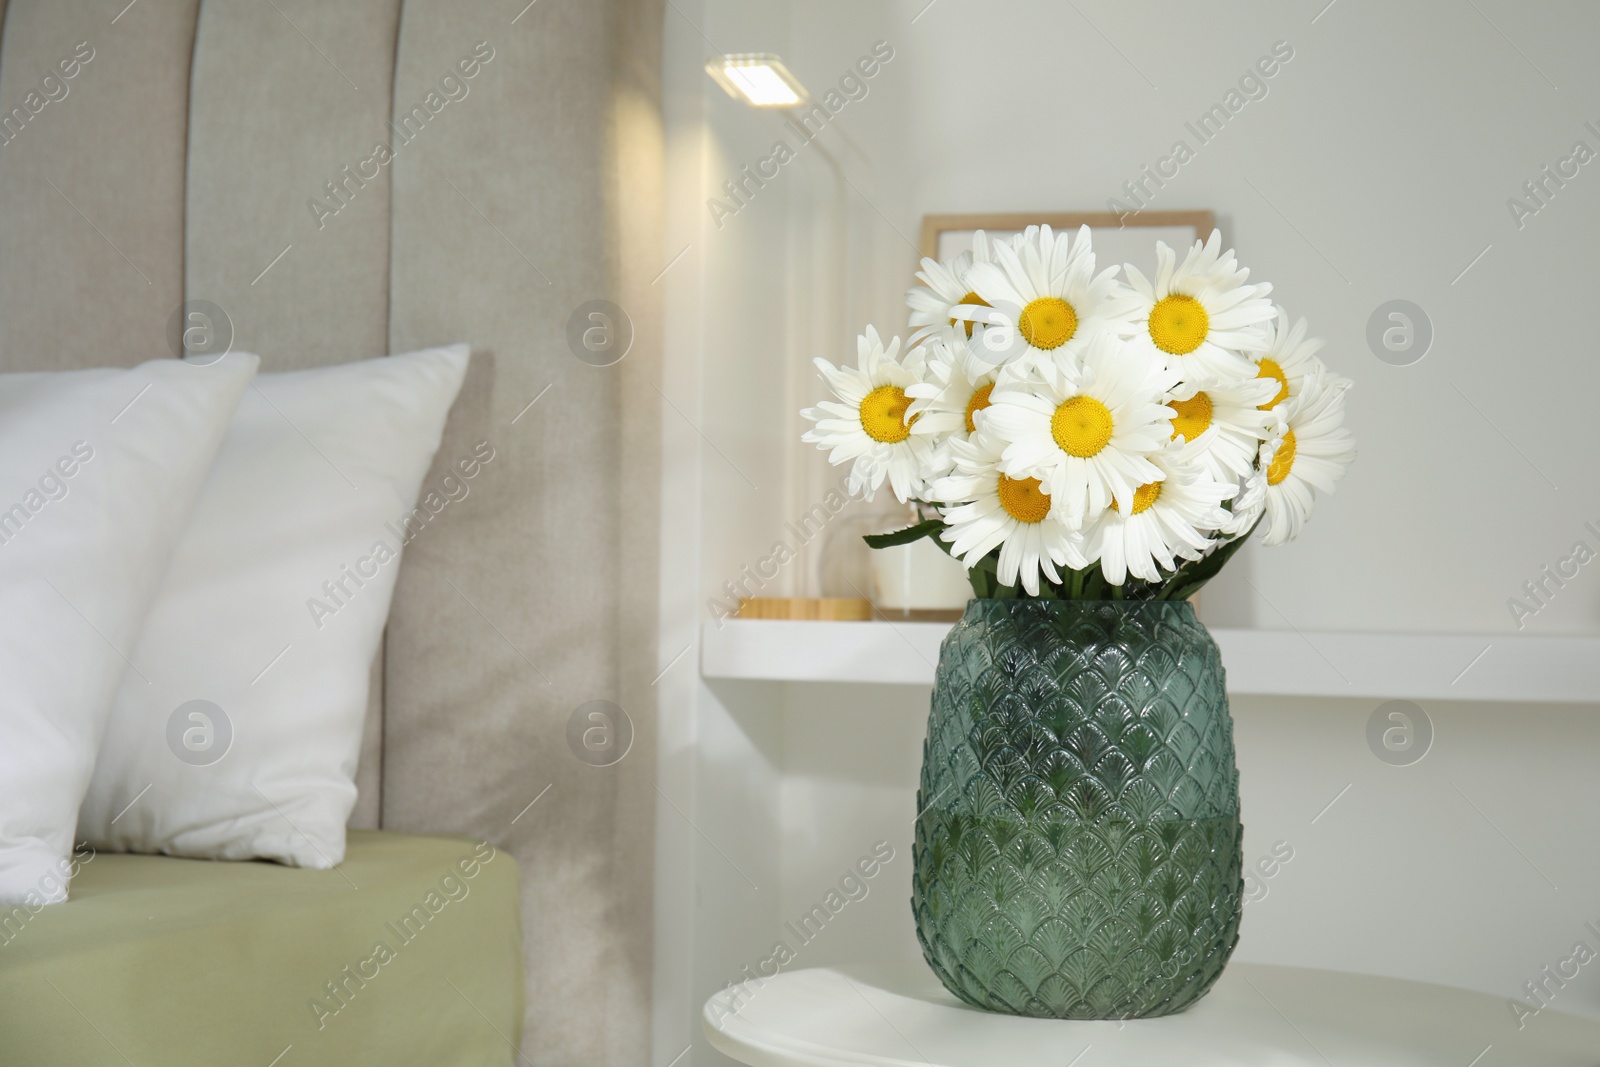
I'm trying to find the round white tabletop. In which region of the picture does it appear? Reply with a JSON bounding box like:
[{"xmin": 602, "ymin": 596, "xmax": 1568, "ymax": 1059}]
[{"xmin": 702, "ymin": 960, "xmax": 1600, "ymax": 1067}]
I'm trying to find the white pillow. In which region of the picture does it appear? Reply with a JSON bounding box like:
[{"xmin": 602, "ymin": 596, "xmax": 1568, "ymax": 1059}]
[
  {"xmin": 0, "ymin": 355, "xmax": 258, "ymax": 906},
  {"xmin": 77, "ymin": 345, "xmax": 470, "ymax": 868}
]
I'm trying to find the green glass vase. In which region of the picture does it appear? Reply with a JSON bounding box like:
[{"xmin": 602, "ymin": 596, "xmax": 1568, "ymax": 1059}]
[{"xmin": 912, "ymin": 598, "xmax": 1243, "ymax": 1019}]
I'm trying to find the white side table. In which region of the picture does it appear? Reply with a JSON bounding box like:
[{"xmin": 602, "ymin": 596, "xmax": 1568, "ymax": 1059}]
[{"xmin": 703, "ymin": 960, "xmax": 1600, "ymax": 1066}]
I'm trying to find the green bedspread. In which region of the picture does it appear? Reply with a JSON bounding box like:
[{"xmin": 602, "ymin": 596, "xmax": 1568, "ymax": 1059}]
[{"xmin": 0, "ymin": 830, "xmax": 523, "ymax": 1065}]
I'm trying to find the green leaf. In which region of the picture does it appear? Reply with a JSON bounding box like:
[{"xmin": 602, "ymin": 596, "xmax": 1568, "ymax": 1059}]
[
  {"xmin": 863, "ymin": 519, "xmax": 946, "ymax": 550},
  {"xmin": 1156, "ymin": 518, "xmax": 1261, "ymax": 601},
  {"xmin": 967, "ymin": 552, "xmax": 1000, "ymax": 599}
]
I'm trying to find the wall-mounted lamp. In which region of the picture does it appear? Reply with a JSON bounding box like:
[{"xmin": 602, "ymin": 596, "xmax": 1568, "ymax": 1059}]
[{"xmin": 704, "ymin": 54, "xmax": 808, "ymax": 108}]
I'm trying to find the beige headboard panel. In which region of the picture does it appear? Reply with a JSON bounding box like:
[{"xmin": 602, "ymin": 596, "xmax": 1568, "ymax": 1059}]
[
  {"xmin": 0, "ymin": 3, "xmax": 662, "ymax": 1063},
  {"xmin": 187, "ymin": 0, "xmax": 399, "ymax": 369},
  {"xmin": 0, "ymin": 0, "xmax": 194, "ymax": 362}
]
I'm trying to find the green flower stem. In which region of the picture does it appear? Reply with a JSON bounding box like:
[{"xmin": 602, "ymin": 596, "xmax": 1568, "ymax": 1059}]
[{"xmin": 863, "ymin": 517, "xmax": 1261, "ymax": 602}]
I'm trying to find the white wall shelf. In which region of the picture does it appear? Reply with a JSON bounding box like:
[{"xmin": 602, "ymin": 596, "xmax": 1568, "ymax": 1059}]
[{"xmin": 700, "ymin": 619, "xmax": 1600, "ymax": 704}]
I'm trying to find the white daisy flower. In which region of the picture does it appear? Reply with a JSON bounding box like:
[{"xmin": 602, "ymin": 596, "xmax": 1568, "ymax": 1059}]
[
  {"xmin": 1166, "ymin": 373, "xmax": 1280, "ymax": 480},
  {"xmin": 1252, "ymin": 306, "xmax": 1347, "ymax": 411},
  {"xmin": 906, "ymin": 231, "xmax": 997, "ymax": 348},
  {"xmin": 957, "ymin": 224, "xmax": 1138, "ymax": 375},
  {"xmin": 934, "ymin": 433, "xmax": 1086, "ymax": 596},
  {"xmin": 801, "ymin": 327, "xmax": 936, "ymax": 503},
  {"xmin": 1258, "ymin": 368, "xmax": 1356, "ymax": 546},
  {"xmin": 1218, "ymin": 465, "xmax": 1268, "ymax": 539},
  {"xmin": 981, "ymin": 332, "xmax": 1178, "ymax": 528},
  {"xmin": 1082, "ymin": 439, "xmax": 1238, "ymax": 584},
  {"xmin": 904, "ymin": 328, "xmax": 1024, "ymax": 474},
  {"xmin": 1124, "ymin": 229, "xmax": 1275, "ymax": 381}
]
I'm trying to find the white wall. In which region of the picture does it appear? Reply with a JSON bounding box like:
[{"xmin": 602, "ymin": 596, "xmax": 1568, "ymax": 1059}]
[
  {"xmin": 656, "ymin": 5, "xmax": 810, "ymax": 1066},
  {"xmin": 778, "ymin": 0, "xmax": 1600, "ymax": 636},
  {"xmin": 659, "ymin": 2, "xmax": 1600, "ymax": 1064}
]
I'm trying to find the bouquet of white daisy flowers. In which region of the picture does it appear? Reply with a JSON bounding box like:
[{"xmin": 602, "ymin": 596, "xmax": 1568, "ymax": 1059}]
[{"xmin": 801, "ymin": 225, "xmax": 1355, "ymax": 601}]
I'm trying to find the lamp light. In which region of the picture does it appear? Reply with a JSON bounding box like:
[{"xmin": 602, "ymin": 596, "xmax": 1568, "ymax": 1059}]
[{"xmin": 705, "ymin": 53, "xmax": 808, "ymax": 108}]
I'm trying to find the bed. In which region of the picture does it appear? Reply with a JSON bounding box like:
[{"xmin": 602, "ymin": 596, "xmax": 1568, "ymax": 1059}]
[
  {"xmin": 0, "ymin": 1, "xmax": 662, "ymax": 1064},
  {"xmin": 0, "ymin": 832, "xmax": 523, "ymax": 1065}
]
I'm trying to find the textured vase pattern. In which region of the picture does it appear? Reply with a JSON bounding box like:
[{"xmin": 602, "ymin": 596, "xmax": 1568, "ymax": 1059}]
[{"xmin": 912, "ymin": 598, "xmax": 1243, "ymax": 1019}]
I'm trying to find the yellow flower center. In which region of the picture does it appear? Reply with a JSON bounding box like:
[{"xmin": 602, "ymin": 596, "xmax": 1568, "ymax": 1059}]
[
  {"xmin": 1169, "ymin": 391, "xmax": 1213, "ymax": 441},
  {"xmin": 1148, "ymin": 294, "xmax": 1209, "ymax": 355},
  {"xmin": 996, "ymin": 474, "xmax": 1050, "ymax": 523},
  {"xmin": 1051, "ymin": 395, "xmax": 1114, "ymax": 458},
  {"xmin": 1019, "ymin": 297, "xmax": 1078, "ymax": 350},
  {"xmin": 1267, "ymin": 430, "xmax": 1297, "ymax": 485},
  {"xmin": 859, "ymin": 385, "xmax": 913, "ymax": 444},
  {"xmin": 1130, "ymin": 481, "xmax": 1162, "ymax": 514},
  {"xmin": 964, "ymin": 383, "xmax": 993, "ymax": 434},
  {"xmin": 1256, "ymin": 358, "xmax": 1289, "ymax": 409},
  {"xmin": 950, "ymin": 291, "xmax": 992, "ymax": 339}
]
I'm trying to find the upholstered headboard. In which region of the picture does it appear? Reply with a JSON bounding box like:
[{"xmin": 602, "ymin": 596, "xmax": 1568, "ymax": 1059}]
[{"xmin": 0, "ymin": 2, "xmax": 662, "ymax": 1062}]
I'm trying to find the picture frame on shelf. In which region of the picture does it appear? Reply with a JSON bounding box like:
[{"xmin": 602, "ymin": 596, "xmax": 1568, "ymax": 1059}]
[{"xmin": 919, "ymin": 210, "xmax": 1217, "ymax": 276}]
